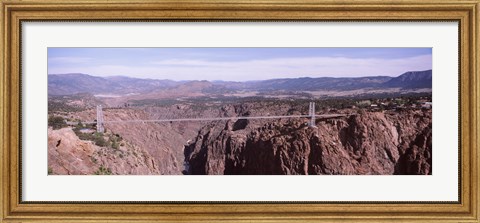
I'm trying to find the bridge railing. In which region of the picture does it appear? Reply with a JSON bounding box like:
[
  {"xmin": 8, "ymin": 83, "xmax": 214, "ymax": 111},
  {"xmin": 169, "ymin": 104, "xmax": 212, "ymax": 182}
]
[{"xmin": 92, "ymin": 102, "xmax": 350, "ymax": 132}]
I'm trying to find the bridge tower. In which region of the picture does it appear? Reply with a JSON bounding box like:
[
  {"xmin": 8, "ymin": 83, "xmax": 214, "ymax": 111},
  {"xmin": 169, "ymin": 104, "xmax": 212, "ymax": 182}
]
[
  {"xmin": 96, "ymin": 105, "xmax": 104, "ymax": 133},
  {"xmin": 309, "ymin": 102, "xmax": 316, "ymax": 127}
]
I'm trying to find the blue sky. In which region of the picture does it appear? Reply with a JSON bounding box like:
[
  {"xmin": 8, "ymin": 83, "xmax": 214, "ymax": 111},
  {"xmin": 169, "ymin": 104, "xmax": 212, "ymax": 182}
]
[{"xmin": 48, "ymin": 48, "xmax": 432, "ymax": 81}]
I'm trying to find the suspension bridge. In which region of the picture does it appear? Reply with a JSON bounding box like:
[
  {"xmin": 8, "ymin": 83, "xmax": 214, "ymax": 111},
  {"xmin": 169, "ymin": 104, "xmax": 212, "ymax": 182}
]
[{"xmin": 75, "ymin": 102, "xmax": 350, "ymax": 133}]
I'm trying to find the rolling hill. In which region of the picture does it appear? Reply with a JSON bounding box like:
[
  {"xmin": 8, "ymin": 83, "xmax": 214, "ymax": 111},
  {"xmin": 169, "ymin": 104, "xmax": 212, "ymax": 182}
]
[
  {"xmin": 382, "ymin": 70, "xmax": 432, "ymax": 89},
  {"xmin": 48, "ymin": 69, "xmax": 432, "ymax": 96}
]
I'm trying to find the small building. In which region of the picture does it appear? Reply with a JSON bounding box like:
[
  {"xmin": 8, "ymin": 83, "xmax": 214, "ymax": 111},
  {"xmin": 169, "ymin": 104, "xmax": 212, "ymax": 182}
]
[{"xmin": 422, "ymin": 102, "xmax": 432, "ymax": 109}]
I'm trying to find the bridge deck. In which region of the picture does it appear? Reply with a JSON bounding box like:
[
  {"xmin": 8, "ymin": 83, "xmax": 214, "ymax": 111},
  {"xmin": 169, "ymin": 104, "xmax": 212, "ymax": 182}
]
[{"xmin": 69, "ymin": 114, "xmax": 351, "ymax": 125}]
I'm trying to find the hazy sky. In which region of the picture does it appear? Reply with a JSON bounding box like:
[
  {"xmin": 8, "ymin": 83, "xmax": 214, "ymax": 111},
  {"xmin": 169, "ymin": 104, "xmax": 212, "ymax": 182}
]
[{"xmin": 48, "ymin": 48, "xmax": 432, "ymax": 81}]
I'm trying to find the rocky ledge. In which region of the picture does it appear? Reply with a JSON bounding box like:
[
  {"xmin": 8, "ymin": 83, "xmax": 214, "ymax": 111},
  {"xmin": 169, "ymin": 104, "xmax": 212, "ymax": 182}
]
[{"xmin": 184, "ymin": 110, "xmax": 432, "ymax": 175}]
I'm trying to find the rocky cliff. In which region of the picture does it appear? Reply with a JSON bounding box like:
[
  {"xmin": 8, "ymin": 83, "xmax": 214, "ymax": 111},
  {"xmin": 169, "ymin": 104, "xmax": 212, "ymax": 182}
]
[
  {"xmin": 48, "ymin": 127, "xmax": 159, "ymax": 175},
  {"xmin": 184, "ymin": 110, "xmax": 432, "ymax": 175},
  {"xmin": 71, "ymin": 106, "xmax": 226, "ymax": 175}
]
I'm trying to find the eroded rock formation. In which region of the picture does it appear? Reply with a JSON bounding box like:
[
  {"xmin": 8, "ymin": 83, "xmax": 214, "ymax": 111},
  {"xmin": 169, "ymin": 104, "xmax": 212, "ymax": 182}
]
[
  {"xmin": 48, "ymin": 128, "xmax": 160, "ymax": 175},
  {"xmin": 184, "ymin": 110, "xmax": 432, "ymax": 175}
]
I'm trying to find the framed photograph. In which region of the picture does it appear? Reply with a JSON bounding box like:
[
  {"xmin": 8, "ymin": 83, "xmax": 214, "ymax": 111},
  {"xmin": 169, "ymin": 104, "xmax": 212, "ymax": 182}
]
[{"xmin": 1, "ymin": 0, "xmax": 478, "ymax": 222}]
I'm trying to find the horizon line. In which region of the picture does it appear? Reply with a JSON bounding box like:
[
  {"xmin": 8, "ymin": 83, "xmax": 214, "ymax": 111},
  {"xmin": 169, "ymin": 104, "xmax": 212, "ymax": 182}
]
[{"xmin": 47, "ymin": 69, "xmax": 433, "ymax": 82}]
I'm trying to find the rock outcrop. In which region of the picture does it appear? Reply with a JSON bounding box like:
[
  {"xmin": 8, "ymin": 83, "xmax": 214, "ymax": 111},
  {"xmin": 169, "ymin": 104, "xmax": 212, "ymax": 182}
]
[
  {"xmin": 184, "ymin": 110, "xmax": 432, "ymax": 175},
  {"xmin": 48, "ymin": 128, "xmax": 160, "ymax": 175}
]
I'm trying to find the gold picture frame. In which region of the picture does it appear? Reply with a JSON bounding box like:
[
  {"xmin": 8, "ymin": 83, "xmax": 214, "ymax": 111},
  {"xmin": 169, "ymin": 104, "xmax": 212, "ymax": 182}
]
[{"xmin": 1, "ymin": 0, "xmax": 478, "ymax": 222}]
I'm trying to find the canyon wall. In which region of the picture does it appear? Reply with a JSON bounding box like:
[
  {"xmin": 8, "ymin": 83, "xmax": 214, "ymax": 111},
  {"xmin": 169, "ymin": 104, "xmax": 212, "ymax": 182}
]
[
  {"xmin": 50, "ymin": 104, "xmax": 432, "ymax": 175},
  {"xmin": 48, "ymin": 128, "xmax": 159, "ymax": 175},
  {"xmin": 184, "ymin": 110, "xmax": 432, "ymax": 175}
]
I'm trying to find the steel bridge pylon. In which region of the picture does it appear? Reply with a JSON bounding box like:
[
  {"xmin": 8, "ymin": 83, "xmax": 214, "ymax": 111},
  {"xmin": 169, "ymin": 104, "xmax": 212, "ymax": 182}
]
[
  {"xmin": 308, "ymin": 102, "xmax": 316, "ymax": 127},
  {"xmin": 96, "ymin": 105, "xmax": 104, "ymax": 133}
]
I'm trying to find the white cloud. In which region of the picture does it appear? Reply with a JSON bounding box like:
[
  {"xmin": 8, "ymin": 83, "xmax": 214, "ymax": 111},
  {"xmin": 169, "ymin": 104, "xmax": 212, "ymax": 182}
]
[
  {"xmin": 49, "ymin": 57, "xmax": 93, "ymax": 63},
  {"xmin": 48, "ymin": 55, "xmax": 432, "ymax": 81}
]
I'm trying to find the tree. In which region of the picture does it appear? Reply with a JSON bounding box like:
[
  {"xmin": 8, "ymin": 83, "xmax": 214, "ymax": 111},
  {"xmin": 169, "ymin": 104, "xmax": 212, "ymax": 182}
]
[
  {"xmin": 48, "ymin": 115, "xmax": 67, "ymax": 130},
  {"xmin": 93, "ymin": 134, "xmax": 107, "ymax": 147}
]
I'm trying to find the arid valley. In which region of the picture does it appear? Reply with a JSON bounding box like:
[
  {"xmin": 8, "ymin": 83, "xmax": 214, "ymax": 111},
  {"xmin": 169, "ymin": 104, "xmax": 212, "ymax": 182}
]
[{"xmin": 48, "ymin": 70, "xmax": 432, "ymax": 175}]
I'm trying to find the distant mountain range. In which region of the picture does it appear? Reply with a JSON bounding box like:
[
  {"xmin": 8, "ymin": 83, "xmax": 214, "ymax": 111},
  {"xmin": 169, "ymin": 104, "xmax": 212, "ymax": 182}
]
[
  {"xmin": 48, "ymin": 70, "xmax": 432, "ymax": 96},
  {"xmin": 48, "ymin": 73, "xmax": 179, "ymax": 95},
  {"xmin": 382, "ymin": 70, "xmax": 432, "ymax": 88}
]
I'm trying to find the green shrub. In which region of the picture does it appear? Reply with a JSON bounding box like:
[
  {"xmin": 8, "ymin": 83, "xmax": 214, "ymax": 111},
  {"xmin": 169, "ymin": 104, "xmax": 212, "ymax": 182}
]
[
  {"xmin": 73, "ymin": 130, "xmax": 126, "ymax": 150},
  {"xmin": 111, "ymin": 141, "xmax": 119, "ymax": 149},
  {"xmin": 48, "ymin": 115, "xmax": 67, "ymax": 130},
  {"xmin": 93, "ymin": 136, "xmax": 107, "ymax": 147},
  {"xmin": 94, "ymin": 166, "xmax": 112, "ymax": 175},
  {"xmin": 75, "ymin": 121, "xmax": 84, "ymax": 128}
]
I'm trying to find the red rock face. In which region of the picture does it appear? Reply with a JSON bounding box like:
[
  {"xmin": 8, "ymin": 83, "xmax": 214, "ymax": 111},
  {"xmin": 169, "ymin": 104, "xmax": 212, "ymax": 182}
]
[
  {"xmin": 70, "ymin": 108, "xmax": 204, "ymax": 175},
  {"xmin": 184, "ymin": 110, "xmax": 432, "ymax": 175},
  {"xmin": 48, "ymin": 128, "xmax": 160, "ymax": 175}
]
